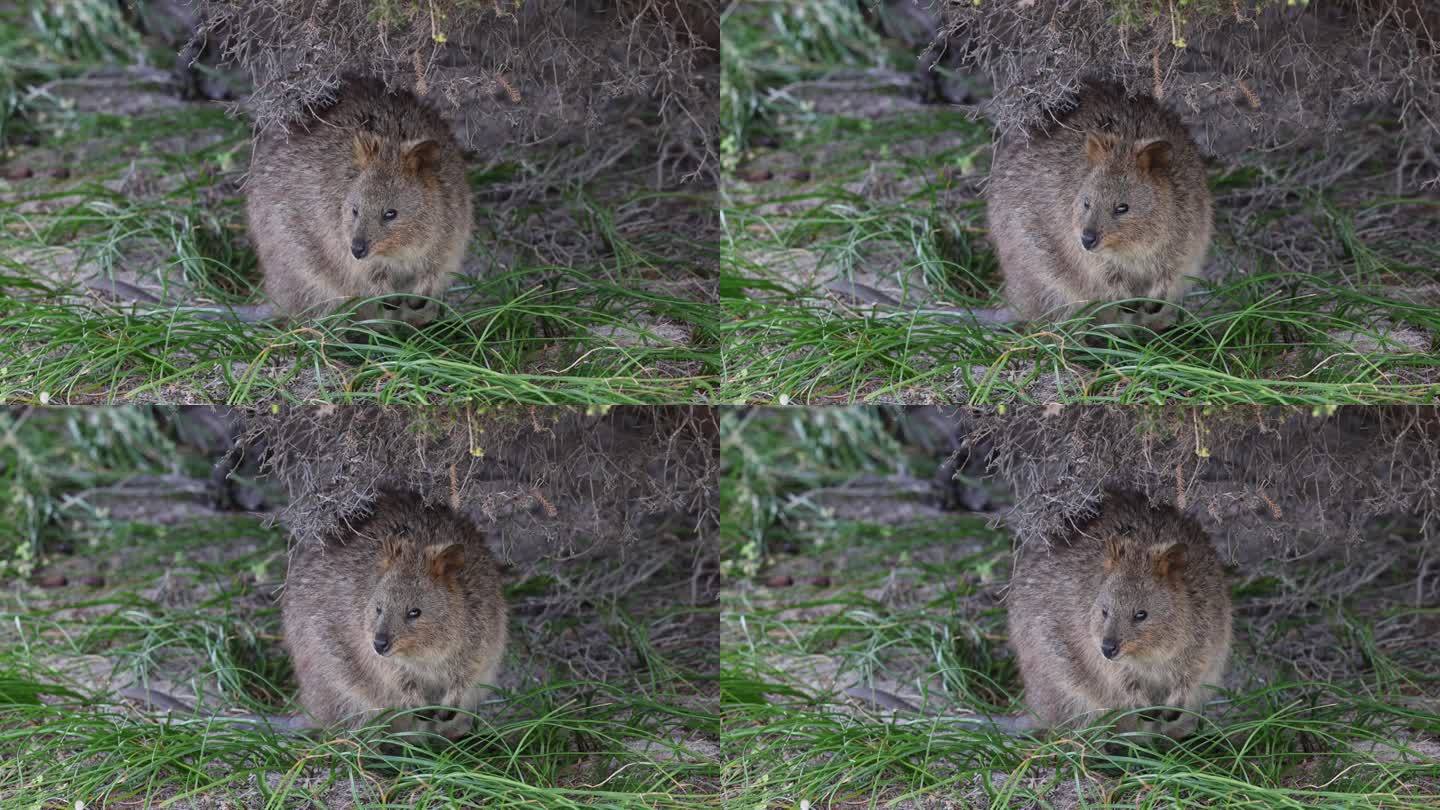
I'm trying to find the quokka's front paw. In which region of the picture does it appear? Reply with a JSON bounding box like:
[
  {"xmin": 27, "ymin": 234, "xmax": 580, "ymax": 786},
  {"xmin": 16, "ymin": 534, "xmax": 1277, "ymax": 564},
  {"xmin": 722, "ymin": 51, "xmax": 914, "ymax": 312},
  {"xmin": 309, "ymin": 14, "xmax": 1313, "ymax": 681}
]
[
  {"xmin": 401, "ymin": 296, "xmax": 440, "ymax": 327},
  {"xmin": 428, "ymin": 709, "xmax": 473, "ymax": 742},
  {"xmin": 415, "ymin": 706, "xmax": 456, "ymax": 723},
  {"xmin": 1108, "ymin": 299, "xmax": 1175, "ymax": 332},
  {"xmin": 378, "ymin": 295, "xmax": 439, "ymax": 328}
]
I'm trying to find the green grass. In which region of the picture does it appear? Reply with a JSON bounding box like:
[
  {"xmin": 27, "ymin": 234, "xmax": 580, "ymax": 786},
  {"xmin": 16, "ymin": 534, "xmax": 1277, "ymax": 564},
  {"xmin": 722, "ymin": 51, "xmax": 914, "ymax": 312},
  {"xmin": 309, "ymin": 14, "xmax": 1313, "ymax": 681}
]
[
  {"xmin": 3, "ymin": 687, "xmax": 714, "ymax": 808},
  {"xmin": 720, "ymin": 406, "xmax": 914, "ymax": 577},
  {"xmin": 721, "ymin": 517, "xmax": 1440, "ymax": 808},
  {"xmin": 0, "ymin": 0, "xmax": 145, "ymax": 149},
  {"xmin": 720, "ymin": 0, "xmax": 896, "ymax": 164},
  {"xmin": 0, "ymin": 418, "xmax": 719, "ymax": 808},
  {"xmin": 0, "ymin": 408, "xmax": 181, "ymax": 576},
  {"xmin": 0, "ymin": 5, "xmax": 718, "ymax": 405},
  {"xmin": 0, "ymin": 269, "xmax": 718, "ymax": 404},
  {"xmin": 720, "ymin": 2, "xmax": 1440, "ymax": 405}
]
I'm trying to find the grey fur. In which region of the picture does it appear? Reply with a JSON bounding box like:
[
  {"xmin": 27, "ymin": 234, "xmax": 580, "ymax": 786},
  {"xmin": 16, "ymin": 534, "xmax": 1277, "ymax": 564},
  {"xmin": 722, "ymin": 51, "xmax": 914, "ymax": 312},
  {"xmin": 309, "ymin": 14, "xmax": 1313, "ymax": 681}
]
[
  {"xmin": 245, "ymin": 76, "xmax": 473, "ymax": 325},
  {"xmin": 281, "ymin": 491, "xmax": 507, "ymax": 739},
  {"xmin": 987, "ymin": 81, "xmax": 1212, "ymax": 332},
  {"xmin": 1007, "ymin": 490, "xmax": 1231, "ymax": 742}
]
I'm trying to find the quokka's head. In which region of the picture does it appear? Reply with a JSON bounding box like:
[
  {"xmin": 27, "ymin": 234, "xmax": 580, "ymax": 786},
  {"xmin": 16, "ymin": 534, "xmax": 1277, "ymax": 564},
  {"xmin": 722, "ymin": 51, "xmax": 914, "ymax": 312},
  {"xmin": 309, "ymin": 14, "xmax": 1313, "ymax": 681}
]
[
  {"xmin": 1087, "ymin": 532, "xmax": 1191, "ymax": 664},
  {"xmin": 342, "ymin": 132, "xmax": 446, "ymax": 265},
  {"xmin": 364, "ymin": 529, "xmax": 467, "ymax": 660},
  {"xmin": 1070, "ymin": 132, "xmax": 1176, "ymax": 258}
]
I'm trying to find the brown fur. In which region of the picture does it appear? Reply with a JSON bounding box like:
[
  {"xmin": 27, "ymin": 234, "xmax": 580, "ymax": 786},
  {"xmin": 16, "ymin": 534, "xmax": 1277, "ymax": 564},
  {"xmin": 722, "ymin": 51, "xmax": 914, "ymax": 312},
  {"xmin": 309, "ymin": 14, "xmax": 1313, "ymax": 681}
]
[
  {"xmin": 987, "ymin": 80, "xmax": 1213, "ymax": 332},
  {"xmin": 1007, "ymin": 491, "xmax": 1231, "ymax": 741},
  {"xmin": 281, "ymin": 491, "xmax": 507, "ymax": 738},
  {"xmin": 245, "ymin": 77, "xmax": 473, "ymax": 326}
]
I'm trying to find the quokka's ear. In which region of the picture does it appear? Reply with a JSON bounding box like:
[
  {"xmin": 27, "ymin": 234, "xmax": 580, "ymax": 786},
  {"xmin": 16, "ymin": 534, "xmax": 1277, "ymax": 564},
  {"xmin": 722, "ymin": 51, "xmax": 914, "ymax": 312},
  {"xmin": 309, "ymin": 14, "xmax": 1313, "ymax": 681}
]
[
  {"xmin": 425, "ymin": 543, "xmax": 465, "ymax": 582},
  {"xmin": 1135, "ymin": 139, "xmax": 1172, "ymax": 174},
  {"xmin": 1151, "ymin": 542, "xmax": 1186, "ymax": 582},
  {"xmin": 378, "ymin": 533, "xmax": 407, "ymax": 571},
  {"xmin": 1102, "ymin": 535, "xmax": 1128, "ymax": 572},
  {"xmin": 353, "ymin": 132, "xmax": 382, "ymax": 169},
  {"xmin": 402, "ymin": 139, "xmax": 443, "ymax": 175},
  {"xmin": 1085, "ymin": 132, "xmax": 1118, "ymax": 165}
]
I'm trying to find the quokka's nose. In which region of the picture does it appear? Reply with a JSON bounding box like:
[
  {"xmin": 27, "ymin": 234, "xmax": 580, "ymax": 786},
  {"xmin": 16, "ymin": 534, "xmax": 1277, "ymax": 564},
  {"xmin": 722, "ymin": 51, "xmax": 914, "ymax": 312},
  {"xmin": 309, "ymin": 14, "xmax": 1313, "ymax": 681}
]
[
  {"xmin": 372, "ymin": 635, "xmax": 391, "ymax": 655},
  {"xmin": 1080, "ymin": 229, "xmax": 1099, "ymax": 251},
  {"xmin": 351, "ymin": 239, "xmax": 370, "ymax": 259},
  {"xmin": 1100, "ymin": 638, "xmax": 1119, "ymax": 659}
]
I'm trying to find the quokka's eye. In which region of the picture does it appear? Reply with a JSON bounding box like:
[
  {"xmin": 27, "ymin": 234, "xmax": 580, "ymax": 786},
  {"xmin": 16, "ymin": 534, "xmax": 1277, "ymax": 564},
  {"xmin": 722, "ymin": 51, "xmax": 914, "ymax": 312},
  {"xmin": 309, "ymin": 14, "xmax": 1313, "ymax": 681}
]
[
  {"xmin": 352, "ymin": 207, "xmax": 359, "ymax": 218},
  {"xmin": 1133, "ymin": 610, "xmax": 1148, "ymax": 622},
  {"xmin": 406, "ymin": 608, "xmax": 421, "ymax": 619},
  {"xmin": 1113, "ymin": 203, "xmax": 1129, "ymax": 215},
  {"xmin": 1083, "ymin": 198, "xmax": 1091, "ymax": 210},
  {"xmin": 383, "ymin": 209, "xmax": 398, "ymax": 221},
  {"xmin": 1101, "ymin": 608, "xmax": 1109, "ymax": 618},
  {"xmin": 375, "ymin": 606, "xmax": 381, "ymax": 615}
]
